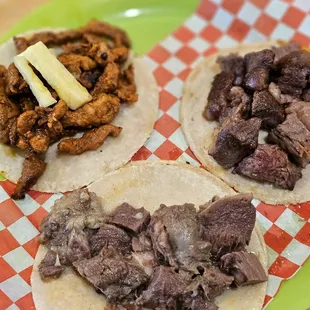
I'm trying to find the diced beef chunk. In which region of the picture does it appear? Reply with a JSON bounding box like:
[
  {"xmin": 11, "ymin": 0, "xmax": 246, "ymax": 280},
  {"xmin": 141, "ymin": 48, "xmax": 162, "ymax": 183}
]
[
  {"xmin": 198, "ymin": 194, "xmax": 255, "ymax": 255},
  {"xmin": 38, "ymin": 250, "xmax": 65, "ymax": 281},
  {"xmin": 244, "ymin": 49, "xmax": 275, "ymax": 72},
  {"xmin": 73, "ymin": 248, "xmax": 149, "ymax": 302},
  {"xmin": 66, "ymin": 228, "xmax": 91, "ymax": 263},
  {"xmin": 271, "ymin": 42, "xmax": 300, "ymax": 63},
  {"xmin": 132, "ymin": 251, "xmax": 156, "ymax": 276},
  {"xmin": 251, "ymin": 90, "xmax": 285, "ymax": 129},
  {"xmin": 244, "ymin": 67, "xmax": 269, "ymax": 91},
  {"xmin": 89, "ymin": 224, "xmax": 131, "ymax": 256},
  {"xmin": 209, "ymin": 117, "xmax": 261, "ymax": 169},
  {"xmin": 150, "ymin": 204, "xmax": 211, "ymax": 271},
  {"xmin": 203, "ymin": 72, "xmax": 234, "ymax": 121},
  {"xmin": 303, "ymin": 88, "xmax": 310, "ymax": 101},
  {"xmin": 217, "ymin": 54, "xmax": 245, "ymax": 85},
  {"xmin": 268, "ymin": 82, "xmax": 294, "ymax": 104},
  {"xmin": 234, "ymin": 144, "xmax": 302, "ymax": 190},
  {"xmin": 220, "ymin": 251, "xmax": 267, "ymax": 286},
  {"xmin": 243, "ymin": 49, "xmax": 275, "ymax": 91},
  {"xmin": 286, "ymin": 100, "xmax": 310, "ymax": 131},
  {"xmin": 268, "ymin": 113, "xmax": 310, "ymax": 168},
  {"xmin": 108, "ymin": 203, "xmax": 150, "ymax": 234},
  {"xmin": 276, "ymin": 50, "xmax": 310, "ymax": 96},
  {"xmin": 137, "ymin": 266, "xmax": 188, "ymax": 308},
  {"xmin": 132, "ymin": 233, "xmax": 152, "ymax": 252}
]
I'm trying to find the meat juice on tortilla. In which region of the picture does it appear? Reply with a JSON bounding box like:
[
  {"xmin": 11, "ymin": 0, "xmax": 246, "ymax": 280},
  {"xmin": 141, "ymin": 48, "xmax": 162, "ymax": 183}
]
[
  {"xmin": 0, "ymin": 20, "xmax": 158, "ymax": 198},
  {"xmin": 35, "ymin": 188, "xmax": 267, "ymax": 310}
]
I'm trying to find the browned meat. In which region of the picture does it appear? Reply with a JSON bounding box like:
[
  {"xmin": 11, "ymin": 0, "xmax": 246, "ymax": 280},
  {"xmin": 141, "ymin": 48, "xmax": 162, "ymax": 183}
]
[
  {"xmin": 58, "ymin": 124, "xmax": 122, "ymax": 155},
  {"xmin": 272, "ymin": 42, "xmax": 300, "ymax": 63},
  {"xmin": 48, "ymin": 100, "xmax": 68, "ymax": 125},
  {"xmin": 251, "ymin": 90, "xmax": 285, "ymax": 129},
  {"xmin": 29, "ymin": 131, "xmax": 50, "ymax": 153},
  {"xmin": 88, "ymin": 41, "xmax": 113, "ymax": 66},
  {"xmin": 203, "ymin": 72, "xmax": 234, "ymax": 121},
  {"xmin": 11, "ymin": 152, "xmax": 46, "ymax": 200},
  {"xmin": 6, "ymin": 63, "xmax": 29, "ymax": 95},
  {"xmin": 8, "ymin": 118, "xmax": 18, "ymax": 146},
  {"xmin": 209, "ymin": 117, "xmax": 261, "ymax": 169},
  {"xmin": 268, "ymin": 113, "xmax": 310, "ymax": 167},
  {"xmin": 132, "ymin": 251, "xmax": 156, "ymax": 277},
  {"xmin": 303, "ymin": 88, "xmax": 310, "ymax": 101},
  {"xmin": 150, "ymin": 204, "xmax": 211, "ymax": 271},
  {"xmin": 62, "ymin": 42, "xmax": 90, "ymax": 55},
  {"xmin": 244, "ymin": 49, "xmax": 274, "ymax": 91},
  {"xmin": 234, "ymin": 144, "xmax": 302, "ymax": 190},
  {"xmin": 221, "ymin": 251, "xmax": 267, "ymax": 286},
  {"xmin": 35, "ymin": 106, "xmax": 52, "ymax": 127},
  {"xmin": 73, "ymin": 247, "xmax": 148, "ymax": 302},
  {"xmin": 137, "ymin": 266, "xmax": 188, "ymax": 309},
  {"xmin": 16, "ymin": 110, "xmax": 38, "ymax": 136},
  {"xmin": 276, "ymin": 50, "xmax": 310, "ymax": 96},
  {"xmin": 115, "ymin": 65, "xmax": 138, "ymax": 104},
  {"xmin": 199, "ymin": 194, "xmax": 255, "ymax": 255},
  {"xmin": 268, "ymin": 82, "xmax": 294, "ymax": 104},
  {"xmin": 108, "ymin": 203, "xmax": 151, "ymax": 234},
  {"xmin": 132, "ymin": 233, "xmax": 152, "ymax": 252},
  {"xmin": 82, "ymin": 19, "xmax": 131, "ymax": 48},
  {"xmin": 19, "ymin": 96, "xmax": 36, "ymax": 112},
  {"xmin": 62, "ymin": 94, "xmax": 120, "ymax": 128},
  {"xmin": 13, "ymin": 36, "xmax": 30, "ymax": 53},
  {"xmin": 92, "ymin": 62, "xmax": 120, "ymax": 95},
  {"xmin": 58, "ymin": 53, "xmax": 97, "ymax": 83},
  {"xmin": 38, "ymin": 250, "xmax": 65, "ymax": 281},
  {"xmin": 286, "ymin": 100, "xmax": 310, "ymax": 131},
  {"xmin": 79, "ymin": 69, "xmax": 102, "ymax": 89},
  {"xmin": 112, "ymin": 47, "xmax": 129, "ymax": 63},
  {"xmin": 89, "ymin": 224, "xmax": 131, "ymax": 256},
  {"xmin": 216, "ymin": 53, "xmax": 244, "ymax": 85}
]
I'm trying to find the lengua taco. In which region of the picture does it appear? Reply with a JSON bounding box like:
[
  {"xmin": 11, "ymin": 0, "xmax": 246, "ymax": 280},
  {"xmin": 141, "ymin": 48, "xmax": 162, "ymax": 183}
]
[
  {"xmin": 31, "ymin": 161, "xmax": 268, "ymax": 310},
  {"xmin": 0, "ymin": 20, "xmax": 158, "ymax": 199},
  {"xmin": 181, "ymin": 41, "xmax": 310, "ymax": 204}
]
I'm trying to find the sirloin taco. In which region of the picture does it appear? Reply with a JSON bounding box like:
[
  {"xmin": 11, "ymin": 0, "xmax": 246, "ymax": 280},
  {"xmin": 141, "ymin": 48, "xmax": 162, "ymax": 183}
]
[
  {"xmin": 181, "ymin": 41, "xmax": 310, "ymax": 204},
  {"xmin": 31, "ymin": 161, "xmax": 268, "ymax": 310},
  {"xmin": 0, "ymin": 20, "xmax": 158, "ymax": 199}
]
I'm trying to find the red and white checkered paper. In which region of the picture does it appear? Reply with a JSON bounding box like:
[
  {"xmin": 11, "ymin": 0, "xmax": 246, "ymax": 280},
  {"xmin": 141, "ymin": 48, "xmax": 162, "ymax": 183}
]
[{"xmin": 1, "ymin": 0, "xmax": 310, "ymax": 309}]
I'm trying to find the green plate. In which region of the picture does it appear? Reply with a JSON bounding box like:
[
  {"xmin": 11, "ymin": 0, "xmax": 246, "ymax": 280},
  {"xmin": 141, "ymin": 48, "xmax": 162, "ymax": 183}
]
[{"xmin": 0, "ymin": 0, "xmax": 309, "ymax": 309}]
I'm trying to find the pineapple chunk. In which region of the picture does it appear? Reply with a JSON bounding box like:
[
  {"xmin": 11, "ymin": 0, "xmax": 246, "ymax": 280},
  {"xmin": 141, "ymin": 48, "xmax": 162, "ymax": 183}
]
[
  {"xmin": 23, "ymin": 41, "xmax": 92, "ymax": 110},
  {"xmin": 14, "ymin": 55, "xmax": 57, "ymax": 108}
]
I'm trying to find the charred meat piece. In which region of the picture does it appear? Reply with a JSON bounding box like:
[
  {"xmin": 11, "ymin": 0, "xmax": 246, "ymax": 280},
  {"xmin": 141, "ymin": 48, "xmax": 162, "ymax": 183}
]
[
  {"xmin": 108, "ymin": 203, "xmax": 150, "ymax": 234},
  {"xmin": 234, "ymin": 144, "xmax": 302, "ymax": 190},
  {"xmin": 150, "ymin": 204, "xmax": 211, "ymax": 271},
  {"xmin": 13, "ymin": 36, "xmax": 30, "ymax": 53},
  {"xmin": 137, "ymin": 266, "xmax": 188, "ymax": 309},
  {"xmin": 62, "ymin": 93, "xmax": 120, "ymax": 128},
  {"xmin": 89, "ymin": 224, "xmax": 131, "ymax": 256},
  {"xmin": 79, "ymin": 69, "xmax": 102, "ymax": 89},
  {"xmin": 220, "ymin": 251, "xmax": 267, "ymax": 286},
  {"xmin": 251, "ymin": 90, "xmax": 285, "ymax": 129},
  {"xmin": 17, "ymin": 110, "xmax": 38, "ymax": 136},
  {"xmin": 92, "ymin": 62, "xmax": 120, "ymax": 95},
  {"xmin": 203, "ymin": 72, "xmax": 234, "ymax": 121},
  {"xmin": 244, "ymin": 49, "xmax": 275, "ymax": 91},
  {"xmin": 268, "ymin": 82, "xmax": 294, "ymax": 104},
  {"xmin": 6, "ymin": 63, "xmax": 29, "ymax": 95},
  {"xmin": 268, "ymin": 113, "xmax": 310, "ymax": 167},
  {"xmin": 276, "ymin": 50, "xmax": 310, "ymax": 96},
  {"xmin": 82, "ymin": 19, "xmax": 131, "ymax": 48},
  {"xmin": 73, "ymin": 248, "xmax": 148, "ymax": 302},
  {"xmin": 38, "ymin": 250, "xmax": 65, "ymax": 281},
  {"xmin": 271, "ymin": 42, "xmax": 300, "ymax": 63},
  {"xmin": 58, "ymin": 124, "xmax": 122, "ymax": 155},
  {"xmin": 66, "ymin": 227, "xmax": 91, "ymax": 263},
  {"xmin": 19, "ymin": 96, "xmax": 36, "ymax": 112},
  {"xmin": 286, "ymin": 100, "xmax": 310, "ymax": 131},
  {"xmin": 115, "ymin": 64, "xmax": 138, "ymax": 104},
  {"xmin": 209, "ymin": 117, "xmax": 261, "ymax": 169},
  {"xmin": 199, "ymin": 194, "xmax": 255, "ymax": 255},
  {"xmin": 216, "ymin": 53, "xmax": 245, "ymax": 85},
  {"xmin": 11, "ymin": 152, "xmax": 46, "ymax": 200}
]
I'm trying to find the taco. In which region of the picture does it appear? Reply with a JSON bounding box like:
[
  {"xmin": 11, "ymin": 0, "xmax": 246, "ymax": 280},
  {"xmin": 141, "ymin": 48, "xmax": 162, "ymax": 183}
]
[
  {"xmin": 31, "ymin": 161, "xmax": 268, "ymax": 310},
  {"xmin": 181, "ymin": 41, "xmax": 310, "ymax": 204},
  {"xmin": 0, "ymin": 20, "xmax": 158, "ymax": 198}
]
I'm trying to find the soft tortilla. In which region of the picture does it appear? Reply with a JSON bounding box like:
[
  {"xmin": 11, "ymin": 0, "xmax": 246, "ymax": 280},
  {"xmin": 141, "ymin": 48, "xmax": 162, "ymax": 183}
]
[
  {"xmin": 0, "ymin": 30, "xmax": 158, "ymax": 192},
  {"xmin": 181, "ymin": 42, "xmax": 310, "ymax": 205},
  {"xmin": 31, "ymin": 161, "xmax": 268, "ymax": 310}
]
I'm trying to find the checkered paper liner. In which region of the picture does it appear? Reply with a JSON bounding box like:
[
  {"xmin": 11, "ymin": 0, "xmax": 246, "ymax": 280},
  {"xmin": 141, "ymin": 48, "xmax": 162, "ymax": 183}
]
[{"xmin": 1, "ymin": 0, "xmax": 310, "ymax": 308}]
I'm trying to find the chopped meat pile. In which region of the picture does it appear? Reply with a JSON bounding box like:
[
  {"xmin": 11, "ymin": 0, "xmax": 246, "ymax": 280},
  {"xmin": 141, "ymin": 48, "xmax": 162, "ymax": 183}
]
[
  {"xmin": 38, "ymin": 189, "xmax": 267, "ymax": 309},
  {"xmin": 0, "ymin": 20, "xmax": 139, "ymax": 199},
  {"xmin": 204, "ymin": 42, "xmax": 310, "ymax": 190}
]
